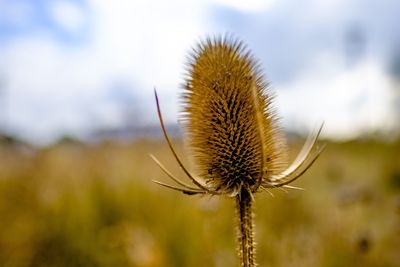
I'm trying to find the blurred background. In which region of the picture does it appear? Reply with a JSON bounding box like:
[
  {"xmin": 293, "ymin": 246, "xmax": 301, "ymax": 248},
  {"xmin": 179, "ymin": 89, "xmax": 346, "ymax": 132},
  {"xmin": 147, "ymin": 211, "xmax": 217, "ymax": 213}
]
[{"xmin": 0, "ymin": 0, "xmax": 399, "ymax": 266}]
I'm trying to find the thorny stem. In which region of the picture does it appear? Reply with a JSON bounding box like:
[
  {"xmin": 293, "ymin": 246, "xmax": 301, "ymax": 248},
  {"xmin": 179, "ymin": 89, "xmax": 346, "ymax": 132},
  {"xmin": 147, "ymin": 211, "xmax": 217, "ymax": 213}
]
[{"xmin": 236, "ymin": 189, "xmax": 256, "ymax": 267}]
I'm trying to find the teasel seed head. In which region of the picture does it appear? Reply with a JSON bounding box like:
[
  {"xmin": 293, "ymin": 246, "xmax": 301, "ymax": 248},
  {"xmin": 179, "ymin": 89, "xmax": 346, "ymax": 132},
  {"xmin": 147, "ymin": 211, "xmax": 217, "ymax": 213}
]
[
  {"xmin": 180, "ymin": 36, "xmax": 287, "ymax": 195},
  {"xmin": 151, "ymin": 35, "xmax": 324, "ymax": 197}
]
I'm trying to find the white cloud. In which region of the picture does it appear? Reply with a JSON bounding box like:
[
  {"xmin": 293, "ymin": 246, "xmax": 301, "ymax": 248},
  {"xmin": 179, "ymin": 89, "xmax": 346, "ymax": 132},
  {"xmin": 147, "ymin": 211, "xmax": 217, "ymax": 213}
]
[
  {"xmin": 49, "ymin": 0, "xmax": 86, "ymax": 33},
  {"xmin": 0, "ymin": 0, "xmax": 398, "ymax": 143},
  {"xmin": 277, "ymin": 53, "xmax": 395, "ymax": 139},
  {"xmin": 213, "ymin": 0, "xmax": 277, "ymax": 12},
  {"xmin": 0, "ymin": 0, "xmax": 214, "ymax": 143},
  {"xmin": 0, "ymin": 0, "xmax": 35, "ymax": 27}
]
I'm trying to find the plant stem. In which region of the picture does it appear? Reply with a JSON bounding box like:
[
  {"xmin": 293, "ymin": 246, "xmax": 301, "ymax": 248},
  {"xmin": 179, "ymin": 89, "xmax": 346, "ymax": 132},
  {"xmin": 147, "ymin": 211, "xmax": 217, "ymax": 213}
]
[{"xmin": 236, "ymin": 189, "xmax": 256, "ymax": 267}]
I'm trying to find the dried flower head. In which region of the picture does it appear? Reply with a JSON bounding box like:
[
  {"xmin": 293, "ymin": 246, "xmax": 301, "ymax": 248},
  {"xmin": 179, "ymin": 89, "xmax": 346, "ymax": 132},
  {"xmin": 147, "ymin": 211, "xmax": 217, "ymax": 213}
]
[{"xmin": 151, "ymin": 36, "xmax": 324, "ymax": 197}]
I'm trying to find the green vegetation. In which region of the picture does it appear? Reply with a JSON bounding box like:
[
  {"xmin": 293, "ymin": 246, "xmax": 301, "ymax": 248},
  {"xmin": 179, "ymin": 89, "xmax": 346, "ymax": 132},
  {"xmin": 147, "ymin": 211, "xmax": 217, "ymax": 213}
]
[{"xmin": 0, "ymin": 138, "xmax": 399, "ymax": 267}]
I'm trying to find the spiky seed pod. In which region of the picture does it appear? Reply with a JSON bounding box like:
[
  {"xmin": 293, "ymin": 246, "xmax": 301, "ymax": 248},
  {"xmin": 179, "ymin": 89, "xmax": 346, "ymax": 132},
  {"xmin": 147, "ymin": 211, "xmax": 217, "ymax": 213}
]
[{"xmin": 181, "ymin": 37, "xmax": 287, "ymax": 195}]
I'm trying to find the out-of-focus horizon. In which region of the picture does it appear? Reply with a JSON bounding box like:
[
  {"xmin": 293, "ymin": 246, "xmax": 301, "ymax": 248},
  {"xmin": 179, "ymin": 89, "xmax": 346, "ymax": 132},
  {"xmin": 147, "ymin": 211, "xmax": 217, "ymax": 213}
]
[{"xmin": 0, "ymin": 0, "xmax": 400, "ymax": 145}]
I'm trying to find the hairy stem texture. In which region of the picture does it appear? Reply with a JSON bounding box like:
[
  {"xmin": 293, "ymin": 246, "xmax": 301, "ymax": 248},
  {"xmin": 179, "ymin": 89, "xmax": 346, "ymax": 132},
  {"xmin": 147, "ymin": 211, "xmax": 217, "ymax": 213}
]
[{"xmin": 236, "ymin": 190, "xmax": 256, "ymax": 267}]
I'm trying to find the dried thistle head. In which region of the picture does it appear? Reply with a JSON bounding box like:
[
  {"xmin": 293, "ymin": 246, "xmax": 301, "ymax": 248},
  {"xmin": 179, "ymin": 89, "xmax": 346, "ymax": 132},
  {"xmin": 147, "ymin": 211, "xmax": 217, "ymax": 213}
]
[
  {"xmin": 181, "ymin": 37, "xmax": 287, "ymax": 195},
  {"xmin": 151, "ymin": 36, "xmax": 324, "ymax": 197}
]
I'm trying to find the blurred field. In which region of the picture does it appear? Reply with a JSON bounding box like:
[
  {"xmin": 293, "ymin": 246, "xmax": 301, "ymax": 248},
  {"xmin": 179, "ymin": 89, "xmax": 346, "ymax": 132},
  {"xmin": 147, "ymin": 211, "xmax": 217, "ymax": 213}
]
[{"xmin": 0, "ymin": 137, "xmax": 399, "ymax": 267}]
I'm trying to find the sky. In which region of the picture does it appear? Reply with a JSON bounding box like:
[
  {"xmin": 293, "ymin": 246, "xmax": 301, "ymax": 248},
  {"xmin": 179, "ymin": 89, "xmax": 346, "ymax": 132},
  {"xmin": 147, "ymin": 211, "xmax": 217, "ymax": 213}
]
[{"xmin": 0, "ymin": 0, "xmax": 399, "ymax": 144}]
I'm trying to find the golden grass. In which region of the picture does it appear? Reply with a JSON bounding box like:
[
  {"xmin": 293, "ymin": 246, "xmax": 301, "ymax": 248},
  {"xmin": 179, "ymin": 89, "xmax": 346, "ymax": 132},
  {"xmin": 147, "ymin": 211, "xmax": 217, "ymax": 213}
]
[{"xmin": 0, "ymin": 138, "xmax": 399, "ymax": 266}]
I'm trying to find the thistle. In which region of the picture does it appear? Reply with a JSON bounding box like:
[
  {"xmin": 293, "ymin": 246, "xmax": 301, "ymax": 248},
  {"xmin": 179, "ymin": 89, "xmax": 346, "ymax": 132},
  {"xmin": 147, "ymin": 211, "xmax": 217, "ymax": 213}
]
[{"xmin": 151, "ymin": 36, "xmax": 324, "ymax": 267}]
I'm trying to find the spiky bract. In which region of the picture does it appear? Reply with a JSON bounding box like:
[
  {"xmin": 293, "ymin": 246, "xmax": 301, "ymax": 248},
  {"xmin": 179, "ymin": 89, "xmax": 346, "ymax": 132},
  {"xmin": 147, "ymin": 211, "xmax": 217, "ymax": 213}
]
[{"xmin": 181, "ymin": 37, "xmax": 287, "ymax": 195}]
